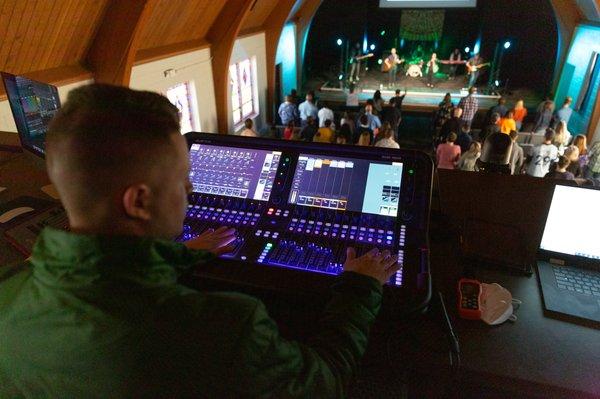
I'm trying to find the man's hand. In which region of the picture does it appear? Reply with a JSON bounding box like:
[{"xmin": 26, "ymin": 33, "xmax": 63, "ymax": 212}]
[
  {"xmin": 343, "ymin": 247, "xmax": 399, "ymax": 285},
  {"xmin": 184, "ymin": 226, "xmax": 237, "ymax": 255}
]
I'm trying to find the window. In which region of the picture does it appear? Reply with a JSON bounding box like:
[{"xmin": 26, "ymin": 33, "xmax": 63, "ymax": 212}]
[
  {"xmin": 230, "ymin": 57, "xmax": 259, "ymax": 128},
  {"xmin": 165, "ymin": 81, "xmax": 200, "ymax": 133}
]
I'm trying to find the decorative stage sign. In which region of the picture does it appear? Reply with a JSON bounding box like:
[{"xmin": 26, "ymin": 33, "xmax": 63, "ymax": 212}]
[
  {"xmin": 380, "ymin": 0, "xmax": 476, "ymax": 7},
  {"xmin": 400, "ymin": 10, "xmax": 445, "ymax": 41}
]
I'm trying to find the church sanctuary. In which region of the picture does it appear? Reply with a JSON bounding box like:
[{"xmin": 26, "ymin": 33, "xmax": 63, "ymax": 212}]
[{"xmin": 1, "ymin": 0, "xmax": 600, "ymax": 397}]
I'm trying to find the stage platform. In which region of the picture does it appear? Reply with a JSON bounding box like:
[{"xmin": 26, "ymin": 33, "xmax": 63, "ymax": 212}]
[{"xmin": 314, "ymin": 70, "xmax": 535, "ymax": 113}]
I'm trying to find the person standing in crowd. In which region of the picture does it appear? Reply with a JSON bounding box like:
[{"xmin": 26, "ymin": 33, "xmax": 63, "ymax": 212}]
[
  {"xmin": 513, "ymin": 99, "xmax": 528, "ymax": 131},
  {"xmin": 313, "ymin": 119, "xmax": 334, "ymax": 143},
  {"xmin": 553, "ymin": 96, "xmax": 573, "ymax": 126},
  {"xmin": 554, "ymin": 120, "xmax": 571, "ymax": 149},
  {"xmin": 356, "ymin": 131, "xmax": 372, "ymax": 146},
  {"xmin": 489, "ymin": 97, "xmax": 508, "ymax": 119},
  {"xmin": 283, "ymin": 121, "xmax": 295, "ymax": 140},
  {"xmin": 457, "ymin": 141, "xmax": 481, "ymax": 172},
  {"xmin": 572, "ymin": 134, "xmax": 588, "ymax": 170},
  {"xmin": 346, "ymin": 84, "xmax": 360, "ymax": 107},
  {"xmin": 545, "ymin": 156, "xmax": 575, "ymax": 181},
  {"xmin": 586, "ymin": 140, "xmax": 600, "ymax": 179},
  {"xmin": 318, "ymin": 102, "xmax": 334, "ymax": 129},
  {"xmin": 357, "ymin": 102, "xmax": 382, "ymax": 133},
  {"xmin": 480, "ymin": 112, "xmax": 501, "ymax": 142},
  {"xmin": 526, "ymin": 128, "xmax": 559, "ymax": 178},
  {"xmin": 240, "ymin": 119, "xmax": 258, "ymax": 137},
  {"xmin": 448, "ymin": 48, "xmax": 462, "ymax": 80},
  {"xmin": 355, "ymin": 114, "xmax": 374, "ymax": 145},
  {"xmin": 299, "ymin": 116, "xmax": 318, "ymax": 142},
  {"xmin": 456, "ymin": 125, "xmax": 473, "ymax": 154},
  {"xmin": 509, "ymin": 130, "xmax": 525, "ymax": 175},
  {"xmin": 336, "ymin": 123, "xmax": 353, "ymax": 145},
  {"xmin": 458, "ymin": 86, "xmax": 479, "ymax": 130},
  {"xmin": 289, "ymin": 89, "xmax": 299, "ymax": 105},
  {"xmin": 562, "ymin": 145, "xmax": 582, "ymax": 177},
  {"xmin": 439, "ymin": 107, "xmax": 463, "ymax": 144},
  {"xmin": 389, "ymin": 88, "xmax": 407, "ymax": 109},
  {"xmin": 298, "ymin": 91, "xmax": 318, "ymax": 127},
  {"xmin": 374, "ymin": 126, "xmax": 400, "ymax": 149},
  {"xmin": 434, "ymin": 93, "xmax": 454, "ymax": 131},
  {"xmin": 372, "ymin": 90, "xmax": 384, "ymax": 115},
  {"xmin": 436, "ymin": 132, "xmax": 462, "ymax": 170},
  {"xmin": 466, "ymin": 53, "xmax": 484, "ymax": 87},
  {"xmin": 380, "ymin": 104, "xmax": 401, "ymax": 140},
  {"xmin": 499, "ymin": 110, "xmax": 517, "ymax": 134},
  {"xmin": 278, "ymin": 95, "xmax": 298, "ymax": 126},
  {"xmin": 534, "ymin": 100, "xmax": 554, "ymax": 133}
]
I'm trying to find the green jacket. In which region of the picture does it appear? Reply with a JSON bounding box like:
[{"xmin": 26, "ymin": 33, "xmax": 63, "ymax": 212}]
[{"xmin": 0, "ymin": 228, "xmax": 382, "ymax": 398}]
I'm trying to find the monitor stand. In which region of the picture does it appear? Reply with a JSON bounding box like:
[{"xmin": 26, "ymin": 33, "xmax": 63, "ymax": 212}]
[{"xmin": 41, "ymin": 184, "xmax": 59, "ymax": 200}]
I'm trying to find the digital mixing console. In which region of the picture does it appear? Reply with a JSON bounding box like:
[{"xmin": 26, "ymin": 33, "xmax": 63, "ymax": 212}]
[{"xmin": 178, "ymin": 134, "xmax": 433, "ymax": 295}]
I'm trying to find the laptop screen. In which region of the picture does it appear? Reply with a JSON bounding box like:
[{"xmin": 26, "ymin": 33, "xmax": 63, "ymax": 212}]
[{"xmin": 540, "ymin": 185, "xmax": 600, "ymax": 260}]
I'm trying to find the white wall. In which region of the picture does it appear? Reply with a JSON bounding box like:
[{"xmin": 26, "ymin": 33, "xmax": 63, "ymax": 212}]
[
  {"xmin": 230, "ymin": 32, "xmax": 268, "ymax": 134},
  {"xmin": 130, "ymin": 47, "xmax": 218, "ymax": 133},
  {"xmin": 0, "ymin": 79, "xmax": 93, "ymax": 133}
]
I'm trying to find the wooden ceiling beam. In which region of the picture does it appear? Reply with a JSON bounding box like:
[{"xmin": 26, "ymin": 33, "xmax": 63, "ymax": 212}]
[
  {"xmin": 85, "ymin": 0, "xmax": 158, "ymax": 86},
  {"xmin": 134, "ymin": 39, "xmax": 210, "ymax": 66},
  {"xmin": 206, "ymin": 0, "xmax": 255, "ymax": 134},
  {"xmin": 291, "ymin": 0, "xmax": 323, "ymax": 91},
  {"xmin": 263, "ymin": 0, "xmax": 297, "ymax": 123}
]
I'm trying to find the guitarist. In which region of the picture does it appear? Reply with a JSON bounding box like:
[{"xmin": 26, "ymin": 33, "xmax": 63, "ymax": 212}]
[
  {"xmin": 385, "ymin": 48, "xmax": 404, "ymax": 87},
  {"xmin": 349, "ymin": 42, "xmax": 364, "ymax": 83},
  {"xmin": 466, "ymin": 53, "xmax": 485, "ymax": 88}
]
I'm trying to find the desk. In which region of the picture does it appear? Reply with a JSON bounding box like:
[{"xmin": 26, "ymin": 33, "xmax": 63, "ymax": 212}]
[{"xmin": 1, "ymin": 148, "xmax": 599, "ymax": 399}]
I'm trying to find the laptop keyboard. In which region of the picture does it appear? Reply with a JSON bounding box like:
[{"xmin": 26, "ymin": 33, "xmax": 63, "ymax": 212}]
[{"xmin": 553, "ymin": 266, "xmax": 600, "ymax": 297}]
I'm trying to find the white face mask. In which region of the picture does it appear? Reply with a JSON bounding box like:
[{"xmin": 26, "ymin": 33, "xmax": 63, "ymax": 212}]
[{"xmin": 480, "ymin": 283, "xmax": 522, "ymax": 325}]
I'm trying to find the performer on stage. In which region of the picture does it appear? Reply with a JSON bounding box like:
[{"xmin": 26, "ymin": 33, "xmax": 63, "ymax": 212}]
[
  {"xmin": 448, "ymin": 48, "xmax": 462, "ymax": 80},
  {"xmin": 411, "ymin": 44, "xmax": 425, "ymax": 64},
  {"xmin": 385, "ymin": 48, "xmax": 403, "ymax": 87},
  {"xmin": 349, "ymin": 42, "xmax": 363, "ymax": 83},
  {"xmin": 466, "ymin": 53, "xmax": 485, "ymax": 88},
  {"xmin": 425, "ymin": 53, "xmax": 439, "ymax": 88}
]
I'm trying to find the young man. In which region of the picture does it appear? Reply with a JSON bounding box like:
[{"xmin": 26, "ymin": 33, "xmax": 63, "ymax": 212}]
[
  {"xmin": 489, "ymin": 97, "xmax": 508, "ymax": 119},
  {"xmin": 545, "ymin": 155, "xmax": 575, "ymax": 180},
  {"xmin": 299, "ymin": 115, "xmax": 318, "ymax": 142},
  {"xmin": 356, "ymin": 102, "xmax": 382, "ymax": 133},
  {"xmin": 526, "ymin": 128, "xmax": 559, "ymax": 178},
  {"xmin": 457, "ymin": 86, "xmax": 479, "ymax": 130},
  {"xmin": 278, "ymin": 95, "xmax": 299, "ymax": 126},
  {"xmin": 0, "ymin": 85, "xmax": 399, "ymax": 397},
  {"xmin": 389, "ymin": 88, "xmax": 407, "ymax": 110},
  {"xmin": 385, "ymin": 48, "xmax": 403, "ymax": 87},
  {"xmin": 448, "ymin": 48, "xmax": 462, "ymax": 80},
  {"xmin": 553, "ymin": 96, "xmax": 573, "ymax": 127},
  {"xmin": 466, "ymin": 53, "xmax": 484, "ymax": 87},
  {"xmin": 317, "ymin": 101, "xmax": 335, "ymax": 128},
  {"xmin": 298, "ymin": 91, "xmax": 318, "ymax": 126},
  {"xmin": 349, "ymin": 42, "xmax": 364, "ymax": 83},
  {"xmin": 479, "ymin": 112, "xmax": 501, "ymax": 142}
]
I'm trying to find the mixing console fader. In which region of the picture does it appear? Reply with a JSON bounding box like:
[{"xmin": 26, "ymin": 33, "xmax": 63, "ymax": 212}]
[{"xmin": 177, "ymin": 135, "xmax": 433, "ymax": 292}]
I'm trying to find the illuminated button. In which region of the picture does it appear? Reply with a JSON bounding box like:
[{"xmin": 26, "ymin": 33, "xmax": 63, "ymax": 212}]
[
  {"xmin": 292, "ymin": 218, "xmax": 298, "ymax": 222},
  {"xmin": 387, "ymin": 230, "xmax": 393, "ymax": 235},
  {"xmin": 369, "ymin": 228, "xmax": 375, "ymax": 232},
  {"xmin": 241, "ymin": 256, "xmax": 247, "ymax": 261},
  {"xmin": 387, "ymin": 235, "xmax": 393, "ymax": 240}
]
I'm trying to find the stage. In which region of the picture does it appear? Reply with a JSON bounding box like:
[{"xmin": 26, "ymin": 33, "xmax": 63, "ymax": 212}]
[{"xmin": 309, "ymin": 69, "xmax": 539, "ymax": 112}]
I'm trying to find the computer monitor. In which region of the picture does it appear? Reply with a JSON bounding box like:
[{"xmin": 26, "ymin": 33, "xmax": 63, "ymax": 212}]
[
  {"xmin": 1, "ymin": 72, "xmax": 61, "ymax": 159},
  {"xmin": 540, "ymin": 185, "xmax": 600, "ymax": 260}
]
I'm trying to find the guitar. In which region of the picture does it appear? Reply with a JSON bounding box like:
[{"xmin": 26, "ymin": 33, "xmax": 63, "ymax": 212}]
[
  {"xmin": 466, "ymin": 62, "xmax": 490, "ymax": 74},
  {"xmin": 382, "ymin": 57, "xmax": 405, "ymax": 73},
  {"xmin": 350, "ymin": 53, "xmax": 374, "ymax": 63}
]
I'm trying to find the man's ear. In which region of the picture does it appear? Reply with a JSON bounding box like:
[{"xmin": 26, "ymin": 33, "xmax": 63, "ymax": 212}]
[{"xmin": 122, "ymin": 184, "xmax": 152, "ymax": 221}]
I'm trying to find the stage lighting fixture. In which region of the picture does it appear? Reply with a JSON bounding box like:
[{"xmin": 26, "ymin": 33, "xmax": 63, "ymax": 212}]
[
  {"xmin": 495, "ymin": 80, "xmax": 500, "ymax": 86},
  {"xmin": 380, "ymin": 30, "xmax": 386, "ymax": 36},
  {"xmin": 503, "ymin": 41, "xmax": 511, "ymax": 49},
  {"xmin": 378, "ymin": 59, "xmax": 383, "ymax": 65},
  {"xmin": 464, "ymin": 46, "xmax": 470, "ymax": 53},
  {"xmin": 336, "ymin": 38, "xmax": 343, "ymax": 46},
  {"xmin": 338, "ymin": 74, "xmax": 343, "ymax": 80},
  {"xmin": 370, "ymin": 44, "xmax": 376, "ymax": 50}
]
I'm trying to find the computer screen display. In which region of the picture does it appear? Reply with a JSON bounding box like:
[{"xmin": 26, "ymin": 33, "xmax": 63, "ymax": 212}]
[
  {"xmin": 288, "ymin": 155, "xmax": 403, "ymax": 217},
  {"xmin": 188, "ymin": 143, "xmax": 282, "ymax": 201},
  {"xmin": 540, "ymin": 185, "xmax": 600, "ymax": 260},
  {"xmin": 1, "ymin": 72, "xmax": 61, "ymax": 158}
]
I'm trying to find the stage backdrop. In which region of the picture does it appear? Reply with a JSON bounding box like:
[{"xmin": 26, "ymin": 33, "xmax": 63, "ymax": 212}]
[{"xmin": 399, "ymin": 10, "xmax": 445, "ymax": 41}]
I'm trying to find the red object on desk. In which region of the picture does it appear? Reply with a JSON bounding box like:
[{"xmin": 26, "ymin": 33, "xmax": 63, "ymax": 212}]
[{"xmin": 458, "ymin": 278, "xmax": 483, "ymax": 320}]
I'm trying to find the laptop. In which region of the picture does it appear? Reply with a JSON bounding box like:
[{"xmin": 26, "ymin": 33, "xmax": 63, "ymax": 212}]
[{"xmin": 537, "ymin": 184, "xmax": 600, "ymax": 324}]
